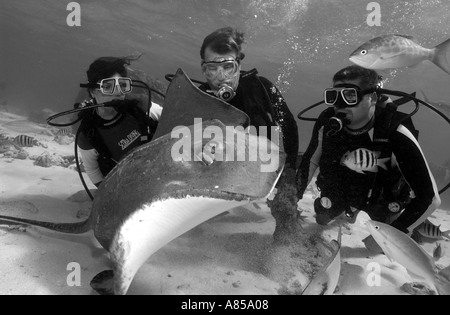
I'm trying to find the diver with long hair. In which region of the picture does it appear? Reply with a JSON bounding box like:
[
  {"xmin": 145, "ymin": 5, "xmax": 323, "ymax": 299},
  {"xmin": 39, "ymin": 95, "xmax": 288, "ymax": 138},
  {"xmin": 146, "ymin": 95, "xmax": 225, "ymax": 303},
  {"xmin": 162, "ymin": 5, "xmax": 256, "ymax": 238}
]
[{"xmin": 76, "ymin": 56, "xmax": 163, "ymax": 187}]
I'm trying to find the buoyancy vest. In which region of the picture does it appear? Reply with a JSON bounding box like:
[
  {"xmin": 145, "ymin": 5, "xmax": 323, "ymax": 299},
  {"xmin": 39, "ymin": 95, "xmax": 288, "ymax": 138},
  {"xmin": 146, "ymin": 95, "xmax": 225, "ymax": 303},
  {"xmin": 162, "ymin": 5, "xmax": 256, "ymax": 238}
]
[
  {"xmin": 199, "ymin": 69, "xmax": 277, "ymax": 138},
  {"xmin": 367, "ymin": 103, "xmax": 418, "ymax": 207},
  {"xmin": 315, "ymin": 104, "xmax": 418, "ymax": 209},
  {"xmin": 78, "ymin": 100, "xmax": 158, "ymax": 176}
]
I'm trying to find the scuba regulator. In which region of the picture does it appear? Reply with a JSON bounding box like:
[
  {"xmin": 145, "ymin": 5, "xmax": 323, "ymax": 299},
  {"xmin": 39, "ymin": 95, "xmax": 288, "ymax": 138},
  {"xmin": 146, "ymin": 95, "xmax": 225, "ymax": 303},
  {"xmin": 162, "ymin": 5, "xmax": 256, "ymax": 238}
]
[
  {"xmin": 328, "ymin": 112, "xmax": 351, "ymax": 134},
  {"xmin": 298, "ymin": 87, "xmax": 450, "ymax": 194},
  {"xmin": 213, "ymin": 84, "xmax": 236, "ymax": 102}
]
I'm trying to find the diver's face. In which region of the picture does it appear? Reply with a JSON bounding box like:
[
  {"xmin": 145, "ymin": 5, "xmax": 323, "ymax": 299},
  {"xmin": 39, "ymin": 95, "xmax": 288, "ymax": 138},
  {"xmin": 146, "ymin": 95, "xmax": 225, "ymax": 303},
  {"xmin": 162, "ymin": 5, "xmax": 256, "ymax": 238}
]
[
  {"xmin": 202, "ymin": 47, "xmax": 241, "ymax": 92},
  {"xmin": 91, "ymin": 73, "xmax": 125, "ymax": 118},
  {"xmin": 333, "ymin": 79, "xmax": 377, "ymax": 130}
]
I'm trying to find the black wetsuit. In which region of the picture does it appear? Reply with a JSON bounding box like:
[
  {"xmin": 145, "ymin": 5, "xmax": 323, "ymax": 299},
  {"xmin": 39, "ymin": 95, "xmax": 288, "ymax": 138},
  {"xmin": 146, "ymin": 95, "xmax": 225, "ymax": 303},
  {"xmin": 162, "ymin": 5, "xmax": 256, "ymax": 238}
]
[
  {"xmin": 297, "ymin": 106, "xmax": 440, "ymax": 233},
  {"xmin": 199, "ymin": 69, "xmax": 299, "ymax": 168},
  {"xmin": 77, "ymin": 101, "xmax": 160, "ymax": 185}
]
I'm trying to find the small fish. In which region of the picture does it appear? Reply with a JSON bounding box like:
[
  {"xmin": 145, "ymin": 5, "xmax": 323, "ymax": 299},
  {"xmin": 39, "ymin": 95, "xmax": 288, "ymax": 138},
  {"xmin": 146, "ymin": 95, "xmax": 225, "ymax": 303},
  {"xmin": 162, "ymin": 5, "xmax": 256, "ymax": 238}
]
[
  {"xmin": 366, "ymin": 220, "xmax": 450, "ymax": 295},
  {"xmin": 341, "ymin": 148, "xmax": 390, "ymax": 174},
  {"xmin": 415, "ymin": 219, "xmax": 450, "ymax": 240},
  {"xmin": 56, "ymin": 128, "xmax": 73, "ymax": 136},
  {"xmin": 349, "ymin": 35, "xmax": 450, "ymax": 74},
  {"xmin": 13, "ymin": 135, "xmax": 37, "ymax": 147},
  {"xmin": 433, "ymin": 243, "xmax": 443, "ymax": 261}
]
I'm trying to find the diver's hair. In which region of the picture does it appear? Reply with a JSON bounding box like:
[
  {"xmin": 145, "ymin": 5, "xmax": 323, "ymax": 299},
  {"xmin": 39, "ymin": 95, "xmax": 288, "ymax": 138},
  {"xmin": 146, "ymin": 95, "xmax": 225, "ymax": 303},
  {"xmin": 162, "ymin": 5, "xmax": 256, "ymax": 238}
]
[
  {"xmin": 333, "ymin": 65, "xmax": 382, "ymax": 90},
  {"xmin": 200, "ymin": 27, "xmax": 246, "ymax": 61},
  {"xmin": 86, "ymin": 55, "xmax": 142, "ymax": 84}
]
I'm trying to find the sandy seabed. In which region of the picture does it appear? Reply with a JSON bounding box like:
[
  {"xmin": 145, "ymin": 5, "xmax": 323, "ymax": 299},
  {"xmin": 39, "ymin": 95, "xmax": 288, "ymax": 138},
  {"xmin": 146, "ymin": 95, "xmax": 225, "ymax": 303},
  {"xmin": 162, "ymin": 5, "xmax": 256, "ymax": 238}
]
[{"xmin": 0, "ymin": 110, "xmax": 449, "ymax": 295}]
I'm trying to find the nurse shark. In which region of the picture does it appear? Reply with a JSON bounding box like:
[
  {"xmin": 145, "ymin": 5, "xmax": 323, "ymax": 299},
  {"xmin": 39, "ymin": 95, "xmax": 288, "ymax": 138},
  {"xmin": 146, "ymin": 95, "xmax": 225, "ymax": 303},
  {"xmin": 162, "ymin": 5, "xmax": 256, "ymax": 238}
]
[{"xmin": 0, "ymin": 69, "xmax": 285, "ymax": 295}]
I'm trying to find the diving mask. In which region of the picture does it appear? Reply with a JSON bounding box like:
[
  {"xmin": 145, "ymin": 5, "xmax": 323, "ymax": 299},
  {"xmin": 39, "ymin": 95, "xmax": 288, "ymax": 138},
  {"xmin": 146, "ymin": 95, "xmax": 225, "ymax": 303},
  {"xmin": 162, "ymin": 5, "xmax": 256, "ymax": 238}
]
[
  {"xmin": 80, "ymin": 77, "xmax": 133, "ymax": 95},
  {"xmin": 97, "ymin": 77, "xmax": 132, "ymax": 95},
  {"xmin": 324, "ymin": 84, "xmax": 374, "ymax": 108},
  {"xmin": 201, "ymin": 58, "xmax": 240, "ymax": 81}
]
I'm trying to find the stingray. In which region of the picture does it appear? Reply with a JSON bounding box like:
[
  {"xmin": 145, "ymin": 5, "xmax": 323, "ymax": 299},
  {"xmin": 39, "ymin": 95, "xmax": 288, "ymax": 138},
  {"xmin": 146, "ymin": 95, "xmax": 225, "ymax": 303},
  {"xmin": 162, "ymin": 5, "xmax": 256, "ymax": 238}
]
[{"xmin": 0, "ymin": 69, "xmax": 285, "ymax": 295}]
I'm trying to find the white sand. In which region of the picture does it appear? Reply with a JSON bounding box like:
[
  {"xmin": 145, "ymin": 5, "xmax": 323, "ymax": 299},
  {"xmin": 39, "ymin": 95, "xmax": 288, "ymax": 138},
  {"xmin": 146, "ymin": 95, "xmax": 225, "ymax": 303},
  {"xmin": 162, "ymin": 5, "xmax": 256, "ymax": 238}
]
[{"xmin": 0, "ymin": 110, "xmax": 449, "ymax": 295}]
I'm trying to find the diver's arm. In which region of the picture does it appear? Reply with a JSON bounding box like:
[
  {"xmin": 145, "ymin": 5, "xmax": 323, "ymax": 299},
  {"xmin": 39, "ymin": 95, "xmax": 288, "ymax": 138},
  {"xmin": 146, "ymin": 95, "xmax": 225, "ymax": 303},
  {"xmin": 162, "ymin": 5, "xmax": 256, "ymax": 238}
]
[
  {"xmin": 259, "ymin": 77, "xmax": 299, "ymax": 168},
  {"xmin": 389, "ymin": 125, "xmax": 441, "ymax": 234},
  {"xmin": 296, "ymin": 123, "xmax": 323, "ymax": 199},
  {"xmin": 149, "ymin": 102, "xmax": 163, "ymax": 121},
  {"xmin": 78, "ymin": 147, "xmax": 104, "ymax": 187}
]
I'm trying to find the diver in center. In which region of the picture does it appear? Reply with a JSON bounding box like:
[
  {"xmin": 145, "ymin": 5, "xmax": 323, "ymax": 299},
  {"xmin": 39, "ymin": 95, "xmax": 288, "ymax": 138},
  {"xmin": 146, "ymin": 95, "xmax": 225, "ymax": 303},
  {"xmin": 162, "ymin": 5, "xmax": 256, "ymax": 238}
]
[
  {"xmin": 296, "ymin": 65, "xmax": 440, "ymax": 250},
  {"xmin": 198, "ymin": 27, "xmax": 301, "ymax": 242}
]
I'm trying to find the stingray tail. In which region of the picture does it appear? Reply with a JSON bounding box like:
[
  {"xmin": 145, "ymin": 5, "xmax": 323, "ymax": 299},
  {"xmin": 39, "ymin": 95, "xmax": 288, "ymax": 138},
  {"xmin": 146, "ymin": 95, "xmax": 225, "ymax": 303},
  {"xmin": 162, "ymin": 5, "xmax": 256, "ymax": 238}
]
[
  {"xmin": 0, "ymin": 214, "xmax": 91, "ymax": 234},
  {"xmin": 432, "ymin": 38, "xmax": 450, "ymax": 75}
]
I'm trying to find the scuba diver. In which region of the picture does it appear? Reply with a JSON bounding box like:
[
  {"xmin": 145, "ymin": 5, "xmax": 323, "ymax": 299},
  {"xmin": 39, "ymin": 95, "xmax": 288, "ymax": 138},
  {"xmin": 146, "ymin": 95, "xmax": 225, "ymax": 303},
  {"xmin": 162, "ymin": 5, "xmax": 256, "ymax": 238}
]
[
  {"xmin": 76, "ymin": 56, "xmax": 162, "ymax": 187},
  {"xmin": 296, "ymin": 65, "xmax": 441, "ymax": 252},
  {"xmin": 197, "ymin": 27, "xmax": 301, "ymax": 242}
]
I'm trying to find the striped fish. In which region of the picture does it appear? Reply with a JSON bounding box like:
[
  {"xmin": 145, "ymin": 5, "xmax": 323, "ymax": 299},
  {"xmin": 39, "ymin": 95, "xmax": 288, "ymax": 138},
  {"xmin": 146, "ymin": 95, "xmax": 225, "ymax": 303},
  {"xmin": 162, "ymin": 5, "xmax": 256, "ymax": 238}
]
[
  {"xmin": 340, "ymin": 148, "xmax": 390, "ymax": 174},
  {"xmin": 13, "ymin": 135, "xmax": 37, "ymax": 147},
  {"xmin": 56, "ymin": 128, "xmax": 73, "ymax": 136},
  {"xmin": 415, "ymin": 219, "xmax": 450, "ymax": 240}
]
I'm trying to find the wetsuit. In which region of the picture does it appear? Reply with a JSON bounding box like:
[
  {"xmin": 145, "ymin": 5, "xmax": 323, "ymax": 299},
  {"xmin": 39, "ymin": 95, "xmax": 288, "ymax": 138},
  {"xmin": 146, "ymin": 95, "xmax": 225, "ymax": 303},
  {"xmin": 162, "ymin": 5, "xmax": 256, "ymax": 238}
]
[
  {"xmin": 199, "ymin": 69, "xmax": 299, "ymax": 167},
  {"xmin": 297, "ymin": 106, "xmax": 440, "ymax": 234},
  {"xmin": 77, "ymin": 101, "xmax": 162, "ymax": 186},
  {"xmin": 200, "ymin": 69, "xmax": 300, "ymax": 241}
]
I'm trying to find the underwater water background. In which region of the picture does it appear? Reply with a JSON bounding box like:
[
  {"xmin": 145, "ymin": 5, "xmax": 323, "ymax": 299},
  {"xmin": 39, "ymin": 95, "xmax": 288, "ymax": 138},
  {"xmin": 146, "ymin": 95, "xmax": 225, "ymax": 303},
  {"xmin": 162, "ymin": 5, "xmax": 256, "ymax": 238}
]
[{"xmin": 1, "ymin": 0, "xmax": 450, "ymax": 202}]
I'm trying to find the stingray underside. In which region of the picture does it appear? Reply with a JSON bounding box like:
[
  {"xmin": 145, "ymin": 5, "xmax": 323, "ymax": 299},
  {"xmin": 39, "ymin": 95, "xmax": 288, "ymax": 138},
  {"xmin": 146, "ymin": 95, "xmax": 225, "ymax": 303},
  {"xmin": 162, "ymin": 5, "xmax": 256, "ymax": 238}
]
[{"xmin": 90, "ymin": 69, "xmax": 286, "ymax": 294}]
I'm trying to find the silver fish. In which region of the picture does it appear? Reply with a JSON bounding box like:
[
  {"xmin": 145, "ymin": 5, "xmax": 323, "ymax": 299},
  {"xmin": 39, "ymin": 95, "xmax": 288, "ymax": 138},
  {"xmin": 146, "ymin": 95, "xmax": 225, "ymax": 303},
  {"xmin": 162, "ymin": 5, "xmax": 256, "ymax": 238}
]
[
  {"xmin": 302, "ymin": 226, "xmax": 342, "ymax": 295},
  {"xmin": 13, "ymin": 135, "xmax": 37, "ymax": 147},
  {"xmin": 367, "ymin": 220, "xmax": 450, "ymax": 295},
  {"xmin": 341, "ymin": 148, "xmax": 390, "ymax": 174},
  {"xmin": 415, "ymin": 219, "xmax": 450, "ymax": 240},
  {"xmin": 349, "ymin": 35, "xmax": 450, "ymax": 74}
]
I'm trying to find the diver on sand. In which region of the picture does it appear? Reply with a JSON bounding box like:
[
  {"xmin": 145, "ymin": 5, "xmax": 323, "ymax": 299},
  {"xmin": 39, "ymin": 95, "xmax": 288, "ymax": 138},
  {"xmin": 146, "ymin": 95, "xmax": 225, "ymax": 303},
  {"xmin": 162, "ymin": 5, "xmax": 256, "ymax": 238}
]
[
  {"xmin": 198, "ymin": 27, "xmax": 300, "ymax": 242},
  {"xmin": 77, "ymin": 56, "xmax": 163, "ymax": 187},
  {"xmin": 296, "ymin": 65, "xmax": 441, "ymax": 252}
]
